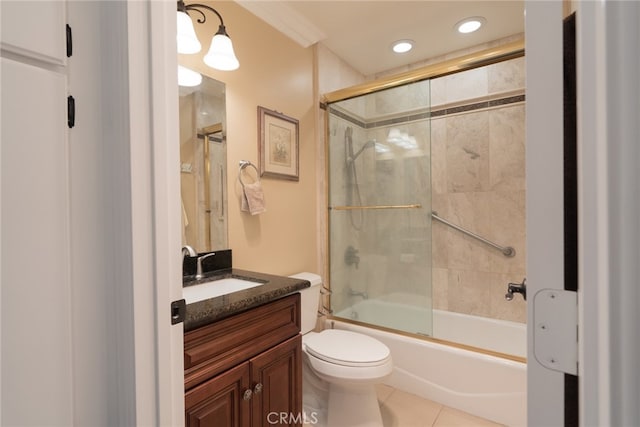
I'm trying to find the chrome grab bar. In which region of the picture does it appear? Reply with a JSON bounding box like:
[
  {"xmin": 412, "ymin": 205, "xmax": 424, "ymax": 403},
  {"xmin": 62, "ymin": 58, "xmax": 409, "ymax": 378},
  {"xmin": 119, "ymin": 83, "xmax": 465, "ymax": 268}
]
[{"xmin": 431, "ymin": 211, "xmax": 516, "ymax": 257}]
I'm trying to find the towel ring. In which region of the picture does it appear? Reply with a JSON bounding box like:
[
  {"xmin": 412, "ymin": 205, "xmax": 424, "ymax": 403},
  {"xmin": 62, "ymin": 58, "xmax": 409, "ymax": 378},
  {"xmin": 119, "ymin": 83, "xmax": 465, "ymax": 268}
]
[{"xmin": 238, "ymin": 160, "xmax": 260, "ymax": 188}]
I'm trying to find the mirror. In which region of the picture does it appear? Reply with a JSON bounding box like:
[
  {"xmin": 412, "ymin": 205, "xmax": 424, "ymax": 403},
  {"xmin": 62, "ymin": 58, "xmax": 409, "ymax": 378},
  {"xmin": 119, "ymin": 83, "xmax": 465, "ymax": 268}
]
[{"xmin": 179, "ymin": 74, "xmax": 228, "ymax": 252}]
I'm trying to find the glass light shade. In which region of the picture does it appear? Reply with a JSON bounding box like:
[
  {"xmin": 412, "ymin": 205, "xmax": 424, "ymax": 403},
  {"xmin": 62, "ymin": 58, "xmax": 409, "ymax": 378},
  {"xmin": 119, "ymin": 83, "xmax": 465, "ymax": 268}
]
[
  {"xmin": 203, "ymin": 32, "xmax": 239, "ymax": 71},
  {"xmin": 177, "ymin": 11, "xmax": 201, "ymax": 54},
  {"xmin": 177, "ymin": 65, "xmax": 202, "ymax": 87}
]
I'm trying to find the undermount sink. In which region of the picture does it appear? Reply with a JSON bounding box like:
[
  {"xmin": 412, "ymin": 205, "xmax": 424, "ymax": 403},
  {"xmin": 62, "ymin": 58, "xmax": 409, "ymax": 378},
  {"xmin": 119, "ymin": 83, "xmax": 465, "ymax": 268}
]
[{"xmin": 183, "ymin": 277, "xmax": 266, "ymax": 304}]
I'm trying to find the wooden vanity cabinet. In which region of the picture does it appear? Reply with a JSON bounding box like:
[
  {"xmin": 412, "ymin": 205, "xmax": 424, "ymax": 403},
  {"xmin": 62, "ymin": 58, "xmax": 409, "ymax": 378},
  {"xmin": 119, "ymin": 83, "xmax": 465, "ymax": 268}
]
[
  {"xmin": 185, "ymin": 362, "xmax": 251, "ymax": 426},
  {"xmin": 184, "ymin": 294, "xmax": 302, "ymax": 427}
]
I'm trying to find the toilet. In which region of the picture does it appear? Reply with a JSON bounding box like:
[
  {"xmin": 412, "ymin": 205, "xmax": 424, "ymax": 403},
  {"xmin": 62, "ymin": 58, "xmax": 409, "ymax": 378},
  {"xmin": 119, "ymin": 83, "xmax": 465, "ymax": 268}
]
[{"xmin": 290, "ymin": 272, "xmax": 393, "ymax": 427}]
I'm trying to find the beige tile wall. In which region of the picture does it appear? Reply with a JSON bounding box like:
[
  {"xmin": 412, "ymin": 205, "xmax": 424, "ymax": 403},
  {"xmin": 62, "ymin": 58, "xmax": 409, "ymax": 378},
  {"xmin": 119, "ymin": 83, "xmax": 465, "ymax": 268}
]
[{"xmin": 431, "ymin": 57, "xmax": 527, "ymax": 323}]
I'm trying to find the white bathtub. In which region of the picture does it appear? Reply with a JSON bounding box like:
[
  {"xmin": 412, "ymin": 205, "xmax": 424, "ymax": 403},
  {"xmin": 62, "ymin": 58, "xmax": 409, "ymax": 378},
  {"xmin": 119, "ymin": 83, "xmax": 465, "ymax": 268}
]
[
  {"xmin": 337, "ymin": 295, "xmax": 526, "ymax": 358},
  {"xmin": 331, "ymin": 299, "xmax": 526, "ymax": 427}
]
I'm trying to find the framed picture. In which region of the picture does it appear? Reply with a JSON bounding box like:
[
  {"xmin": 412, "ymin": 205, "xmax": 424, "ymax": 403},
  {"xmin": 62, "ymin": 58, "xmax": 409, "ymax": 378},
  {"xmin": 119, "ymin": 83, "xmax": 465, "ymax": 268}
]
[{"xmin": 258, "ymin": 106, "xmax": 299, "ymax": 181}]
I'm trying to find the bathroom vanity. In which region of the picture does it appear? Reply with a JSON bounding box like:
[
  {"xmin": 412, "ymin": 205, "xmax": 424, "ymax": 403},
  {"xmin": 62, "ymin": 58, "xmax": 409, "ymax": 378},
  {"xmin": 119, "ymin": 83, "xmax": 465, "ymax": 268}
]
[{"xmin": 183, "ymin": 269, "xmax": 309, "ymax": 426}]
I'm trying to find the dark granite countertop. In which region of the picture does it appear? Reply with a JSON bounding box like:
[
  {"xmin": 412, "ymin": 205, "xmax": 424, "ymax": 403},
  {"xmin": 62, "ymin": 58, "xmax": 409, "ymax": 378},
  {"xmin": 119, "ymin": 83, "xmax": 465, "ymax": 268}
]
[{"xmin": 183, "ymin": 268, "xmax": 310, "ymax": 332}]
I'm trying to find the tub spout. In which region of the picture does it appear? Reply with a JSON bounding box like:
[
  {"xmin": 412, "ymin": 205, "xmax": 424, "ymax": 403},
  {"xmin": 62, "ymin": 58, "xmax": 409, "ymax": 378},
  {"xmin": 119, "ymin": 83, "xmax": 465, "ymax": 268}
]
[{"xmin": 505, "ymin": 278, "xmax": 526, "ymax": 301}]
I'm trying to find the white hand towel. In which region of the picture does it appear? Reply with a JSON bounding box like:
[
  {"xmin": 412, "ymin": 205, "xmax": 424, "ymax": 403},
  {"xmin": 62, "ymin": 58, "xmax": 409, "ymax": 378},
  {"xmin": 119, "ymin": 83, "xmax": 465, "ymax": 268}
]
[{"xmin": 241, "ymin": 181, "xmax": 266, "ymax": 215}]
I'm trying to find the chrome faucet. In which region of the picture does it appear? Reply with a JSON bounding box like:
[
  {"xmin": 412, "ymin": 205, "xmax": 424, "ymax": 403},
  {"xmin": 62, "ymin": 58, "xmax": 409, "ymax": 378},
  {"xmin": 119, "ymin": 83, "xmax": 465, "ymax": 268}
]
[
  {"xmin": 505, "ymin": 278, "xmax": 527, "ymax": 301},
  {"xmin": 196, "ymin": 252, "xmax": 216, "ymax": 280},
  {"xmin": 182, "ymin": 245, "xmax": 196, "ymax": 258},
  {"xmin": 181, "ymin": 246, "xmax": 196, "ymax": 279}
]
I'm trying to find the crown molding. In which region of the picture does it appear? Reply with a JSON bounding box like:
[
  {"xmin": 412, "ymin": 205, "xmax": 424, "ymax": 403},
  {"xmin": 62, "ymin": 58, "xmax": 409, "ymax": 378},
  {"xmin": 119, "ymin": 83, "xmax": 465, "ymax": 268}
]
[{"xmin": 236, "ymin": 1, "xmax": 326, "ymax": 48}]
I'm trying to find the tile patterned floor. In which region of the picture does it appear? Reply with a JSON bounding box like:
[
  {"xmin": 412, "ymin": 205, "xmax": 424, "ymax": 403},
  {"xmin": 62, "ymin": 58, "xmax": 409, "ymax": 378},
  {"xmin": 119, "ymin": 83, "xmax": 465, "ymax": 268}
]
[{"xmin": 376, "ymin": 385, "xmax": 504, "ymax": 427}]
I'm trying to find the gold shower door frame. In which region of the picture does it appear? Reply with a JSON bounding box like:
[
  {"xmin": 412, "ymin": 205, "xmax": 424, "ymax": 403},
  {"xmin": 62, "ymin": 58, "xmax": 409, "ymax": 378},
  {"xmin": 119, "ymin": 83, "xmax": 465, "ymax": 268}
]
[{"xmin": 322, "ymin": 38, "xmax": 526, "ymax": 363}]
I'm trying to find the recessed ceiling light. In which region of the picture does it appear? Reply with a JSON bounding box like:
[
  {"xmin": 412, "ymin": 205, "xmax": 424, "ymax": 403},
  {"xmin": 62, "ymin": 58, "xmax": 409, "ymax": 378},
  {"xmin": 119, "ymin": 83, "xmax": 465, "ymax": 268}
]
[
  {"xmin": 392, "ymin": 40, "xmax": 414, "ymax": 54},
  {"xmin": 455, "ymin": 17, "xmax": 486, "ymax": 34}
]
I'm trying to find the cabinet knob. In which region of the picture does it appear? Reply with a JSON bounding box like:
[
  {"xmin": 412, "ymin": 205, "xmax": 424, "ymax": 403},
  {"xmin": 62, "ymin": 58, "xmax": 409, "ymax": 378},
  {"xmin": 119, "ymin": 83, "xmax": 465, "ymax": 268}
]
[
  {"xmin": 253, "ymin": 383, "xmax": 263, "ymax": 394},
  {"xmin": 243, "ymin": 389, "xmax": 253, "ymax": 401}
]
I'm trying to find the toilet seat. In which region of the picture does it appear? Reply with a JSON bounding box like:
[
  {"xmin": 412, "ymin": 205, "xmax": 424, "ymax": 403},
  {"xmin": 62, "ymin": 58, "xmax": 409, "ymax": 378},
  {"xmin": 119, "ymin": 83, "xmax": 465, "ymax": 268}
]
[{"xmin": 304, "ymin": 329, "xmax": 391, "ymax": 367}]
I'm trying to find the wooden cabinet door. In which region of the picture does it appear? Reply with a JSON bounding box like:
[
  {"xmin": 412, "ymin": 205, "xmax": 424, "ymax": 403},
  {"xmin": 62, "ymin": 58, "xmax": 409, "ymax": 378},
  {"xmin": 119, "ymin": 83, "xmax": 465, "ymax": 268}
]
[
  {"xmin": 186, "ymin": 362, "xmax": 252, "ymax": 427},
  {"xmin": 250, "ymin": 335, "xmax": 302, "ymax": 427}
]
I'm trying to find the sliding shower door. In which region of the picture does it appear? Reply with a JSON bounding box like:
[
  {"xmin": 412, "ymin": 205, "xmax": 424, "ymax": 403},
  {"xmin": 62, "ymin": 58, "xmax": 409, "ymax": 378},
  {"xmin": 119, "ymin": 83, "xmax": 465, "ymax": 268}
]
[{"xmin": 327, "ymin": 80, "xmax": 433, "ymax": 336}]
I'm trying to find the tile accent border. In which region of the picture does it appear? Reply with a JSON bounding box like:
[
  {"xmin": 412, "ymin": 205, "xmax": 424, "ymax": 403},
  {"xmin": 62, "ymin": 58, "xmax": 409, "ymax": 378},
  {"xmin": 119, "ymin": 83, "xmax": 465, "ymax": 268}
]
[{"xmin": 329, "ymin": 93, "xmax": 525, "ymax": 129}]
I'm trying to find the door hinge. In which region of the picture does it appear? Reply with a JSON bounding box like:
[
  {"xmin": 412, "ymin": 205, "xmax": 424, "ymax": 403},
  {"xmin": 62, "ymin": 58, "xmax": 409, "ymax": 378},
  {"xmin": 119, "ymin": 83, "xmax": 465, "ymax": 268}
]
[
  {"xmin": 171, "ymin": 299, "xmax": 186, "ymax": 325},
  {"xmin": 67, "ymin": 96, "xmax": 75, "ymax": 128},
  {"xmin": 66, "ymin": 24, "xmax": 72, "ymax": 57},
  {"xmin": 533, "ymin": 289, "xmax": 578, "ymax": 375}
]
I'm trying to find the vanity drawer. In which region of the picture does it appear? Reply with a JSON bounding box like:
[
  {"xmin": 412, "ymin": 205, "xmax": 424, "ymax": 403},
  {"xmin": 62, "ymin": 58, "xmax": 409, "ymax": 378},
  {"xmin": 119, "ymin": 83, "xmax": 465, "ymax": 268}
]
[{"xmin": 184, "ymin": 293, "xmax": 300, "ymax": 390}]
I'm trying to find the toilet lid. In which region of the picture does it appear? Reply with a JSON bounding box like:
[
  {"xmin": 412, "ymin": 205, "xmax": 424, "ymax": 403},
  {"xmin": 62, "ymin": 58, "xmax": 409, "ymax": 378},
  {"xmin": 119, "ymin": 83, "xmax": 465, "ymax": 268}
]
[{"xmin": 304, "ymin": 329, "xmax": 391, "ymax": 367}]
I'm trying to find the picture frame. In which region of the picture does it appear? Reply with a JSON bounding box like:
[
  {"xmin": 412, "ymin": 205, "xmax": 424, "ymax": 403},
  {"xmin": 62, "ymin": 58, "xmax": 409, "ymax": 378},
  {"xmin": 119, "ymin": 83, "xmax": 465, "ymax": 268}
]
[{"xmin": 258, "ymin": 106, "xmax": 299, "ymax": 181}]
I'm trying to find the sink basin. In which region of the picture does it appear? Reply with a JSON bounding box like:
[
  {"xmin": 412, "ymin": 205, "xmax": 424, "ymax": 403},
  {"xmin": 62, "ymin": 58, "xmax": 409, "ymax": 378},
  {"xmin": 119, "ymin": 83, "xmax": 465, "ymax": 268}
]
[{"xmin": 183, "ymin": 277, "xmax": 266, "ymax": 304}]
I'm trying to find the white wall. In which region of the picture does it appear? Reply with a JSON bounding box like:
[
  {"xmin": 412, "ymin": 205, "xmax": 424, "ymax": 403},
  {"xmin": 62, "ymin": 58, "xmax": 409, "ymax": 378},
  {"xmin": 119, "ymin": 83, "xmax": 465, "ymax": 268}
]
[
  {"xmin": 179, "ymin": 2, "xmax": 318, "ymax": 276},
  {"xmin": 68, "ymin": 1, "xmax": 183, "ymax": 424}
]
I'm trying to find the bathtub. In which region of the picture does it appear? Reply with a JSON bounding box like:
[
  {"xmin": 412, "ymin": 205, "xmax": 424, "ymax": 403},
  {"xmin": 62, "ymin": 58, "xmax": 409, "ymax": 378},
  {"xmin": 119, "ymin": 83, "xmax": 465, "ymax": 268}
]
[
  {"xmin": 331, "ymin": 298, "xmax": 526, "ymax": 426},
  {"xmin": 336, "ymin": 295, "xmax": 526, "ymax": 357}
]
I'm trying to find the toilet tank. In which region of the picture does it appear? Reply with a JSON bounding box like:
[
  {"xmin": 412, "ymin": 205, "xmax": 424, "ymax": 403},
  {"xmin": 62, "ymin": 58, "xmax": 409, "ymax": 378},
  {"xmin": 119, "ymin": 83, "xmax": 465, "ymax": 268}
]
[{"xmin": 289, "ymin": 272, "xmax": 322, "ymax": 334}]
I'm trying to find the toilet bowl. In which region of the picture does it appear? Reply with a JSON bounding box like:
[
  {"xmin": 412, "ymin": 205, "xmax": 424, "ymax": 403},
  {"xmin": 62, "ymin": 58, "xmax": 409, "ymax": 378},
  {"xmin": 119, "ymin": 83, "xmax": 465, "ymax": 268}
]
[
  {"xmin": 290, "ymin": 272, "xmax": 393, "ymax": 427},
  {"xmin": 303, "ymin": 329, "xmax": 392, "ymax": 383}
]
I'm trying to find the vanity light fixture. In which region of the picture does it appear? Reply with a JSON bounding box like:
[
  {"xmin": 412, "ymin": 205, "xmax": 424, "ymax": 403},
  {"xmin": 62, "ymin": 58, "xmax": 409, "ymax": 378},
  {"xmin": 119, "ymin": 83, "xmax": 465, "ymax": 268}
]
[
  {"xmin": 177, "ymin": 1, "xmax": 240, "ymax": 71},
  {"xmin": 391, "ymin": 39, "xmax": 414, "ymax": 54},
  {"xmin": 455, "ymin": 16, "xmax": 486, "ymax": 34},
  {"xmin": 178, "ymin": 65, "xmax": 203, "ymax": 87}
]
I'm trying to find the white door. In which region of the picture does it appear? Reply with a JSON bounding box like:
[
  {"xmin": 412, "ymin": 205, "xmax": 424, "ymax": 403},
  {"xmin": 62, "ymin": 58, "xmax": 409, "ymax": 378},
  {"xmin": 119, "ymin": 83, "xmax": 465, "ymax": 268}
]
[
  {"xmin": 1, "ymin": 1, "xmax": 73, "ymax": 424},
  {"xmin": 2, "ymin": 1, "xmax": 184, "ymax": 424},
  {"xmin": 525, "ymin": 1, "xmax": 570, "ymax": 425},
  {"xmin": 527, "ymin": 1, "xmax": 640, "ymax": 425}
]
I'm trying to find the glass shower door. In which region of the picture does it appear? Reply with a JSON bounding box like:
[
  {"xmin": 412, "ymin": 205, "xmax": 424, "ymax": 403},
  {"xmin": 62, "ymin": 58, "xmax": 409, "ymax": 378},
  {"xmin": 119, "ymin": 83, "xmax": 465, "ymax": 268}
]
[{"xmin": 327, "ymin": 79, "xmax": 433, "ymax": 336}]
